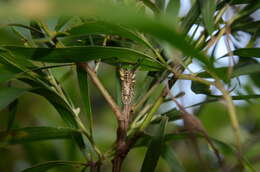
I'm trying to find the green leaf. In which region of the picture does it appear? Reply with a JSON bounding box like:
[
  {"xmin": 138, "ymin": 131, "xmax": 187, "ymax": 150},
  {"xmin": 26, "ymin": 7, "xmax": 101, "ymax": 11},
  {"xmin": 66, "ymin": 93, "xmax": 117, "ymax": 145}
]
[
  {"xmin": 162, "ymin": 144, "xmax": 185, "ymax": 172},
  {"xmin": 1, "ymin": 1, "xmax": 213, "ymax": 69},
  {"xmin": 21, "ymin": 160, "xmax": 86, "ymax": 172},
  {"xmin": 55, "ymin": 16, "xmax": 72, "ymax": 31},
  {"xmin": 6, "ymin": 100, "xmax": 18, "ymax": 131},
  {"xmin": 251, "ymin": 72, "xmax": 260, "ymax": 88},
  {"xmin": 155, "ymin": 0, "xmax": 166, "ymax": 10},
  {"xmin": 166, "ymin": 0, "xmax": 180, "ymax": 23},
  {"xmin": 0, "ymin": 65, "xmax": 17, "ymax": 83},
  {"xmin": 191, "ymin": 81, "xmax": 211, "ymax": 95},
  {"xmin": 29, "ymin": 20, "xmax": 45, "ymax": 40},
  {"xmin": 199, "ymin": 0, "xmax": 216, "ymax": 34},
  {"xmin": 165, "ymin": 133, "xmax": 256, "ymax": 171},
  {"xmin": 76, "ymin": 64, "xmax": 93, "ymax": 135},
  {"xmin": 67, "ymin": 21, "xmax": 153, "ymax": 49},
  {"xmin": 232, "ymin": 48, "xmax": 260, "ymax": 58},
  {"xmin": 232, "ymin": 21, "xmax": 260, "ymax": 35},
  {"xmin": 197, "ymin": 63, "xmax": 260, "ymax": 81},
  {"xmin": 233, "ymin": 63, "xmax": 260, "ymax": 77},
  {"xmin": 32, "ymin": 89, "xmax": 86, "ymax": 150},
  {"xmin": 209, "ymin": 94, "xmax": 260, "ymax": 100},
  {"xmin": 234, "ymin": 1, "xmax": 260, "ymax": 23},
  {"xmin": 3, "ymin": 46, "xmax": 164, "ymax": 71},
  {"xmin": 64, "ymin": 1, "xmax": 212, "ymax": 68},
  {"xmin": 140, "ymin": 0, "xmax": 160, "ymax": 14},
  {"xmin": 186, "ymin": 94, "xmax": 260, "ymax": 109},
  {"xmin": 152, "ymin": 108, "xmax": 181, "ymax": 124},
  {"xmin": 0, "ymin": 87, "xmax": 27, "ymax": 111},
  {"xmin": 29, "ymin": 87, "xmax": 79, "ymax": 129},
  {"xmin": 141, "ymin": 116, "xmax": 168, "ymax": 172},
  {"xmin": 0, "ymin": 127, "xmax": 81, "ymax": 145},
  {"xmin": 181, "ymin": 1, "xmax": 200, "ymax": 34}
]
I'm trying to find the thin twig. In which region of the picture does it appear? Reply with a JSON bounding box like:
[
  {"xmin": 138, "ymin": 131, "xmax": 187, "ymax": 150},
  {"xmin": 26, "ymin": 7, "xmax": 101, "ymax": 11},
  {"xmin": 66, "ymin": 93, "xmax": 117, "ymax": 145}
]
[
  {"xmin": 80, "ymin": 63, "xmax": 122, "ymax": 120},
  {"xmin": 215, "ymin": 81, "xmax": 242, "ymax": 152}
]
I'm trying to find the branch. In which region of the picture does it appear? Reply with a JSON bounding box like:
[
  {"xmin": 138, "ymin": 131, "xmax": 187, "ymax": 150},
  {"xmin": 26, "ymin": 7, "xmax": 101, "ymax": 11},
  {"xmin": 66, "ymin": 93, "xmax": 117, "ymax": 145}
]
[{"xmin": 79, "ymin": 63, "xmax": 122, "ymax": 121}]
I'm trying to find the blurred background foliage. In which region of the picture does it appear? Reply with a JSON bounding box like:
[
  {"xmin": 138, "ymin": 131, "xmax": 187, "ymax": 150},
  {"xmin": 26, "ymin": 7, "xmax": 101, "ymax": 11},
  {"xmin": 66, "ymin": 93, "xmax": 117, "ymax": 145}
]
[{"xmin": 0, "ymin": 0, "xmax": 260, "ymax": 172}]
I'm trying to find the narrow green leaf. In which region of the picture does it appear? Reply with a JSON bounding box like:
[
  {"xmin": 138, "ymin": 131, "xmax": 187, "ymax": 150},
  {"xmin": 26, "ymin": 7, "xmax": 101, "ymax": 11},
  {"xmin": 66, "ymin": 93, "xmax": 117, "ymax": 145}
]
[
  {"xmin": 181, "ymin": 1, "xmax": 200, "ymax": 34},
  {"xmin": 199, "ymin": 0, "xmax": 216, "ymax": 34},
  {"xmin": 17, "ymin": 78, "xmax": 87, "ymax": 151},
  {"xmin": 232, "ymin": 21, "xmax": 260, "ymax": 35},
  {"xmin": 136, "ymin": 132, "xmax": 255, "ymax": 171},
  {"xmin": 141, "ymin": 117, "xmax": 168, "ymax": 172},
  {"xmin": 251, "ymin": 72, "xmax": 260, "ymax": 88},
  {"xmin": 3, "ymin": 46, "xmax": 164, "ymax": 71},
  {"xmin": 0, "ymin": 127, "xmax": 81, "ymax": 145},
  {"xmin": 0, "ymin": 87, "xmax": 27, "ymax": 111},
  {"xmin": 233, "ymin": 48, "xmax": 260, "ymax": 58},
  {"xmin": 186, "ymin": 94, "xmax": 260, "ymax": 109},
  {"xmin": 162, "ymin": 144, "xmax": 185, "ymax": 172},
  {"xmin": 168, "ymin": 133, "xmax": 256, "ymax": 171},
  {"xmin": 29, "ymin": 20, "xmax": 52, "ymax": 47},
  {"xmin": 140, "ymin": 0, "xmax": 160, "ymax": 14},
  {"xmin": 76, "ymin": 64, "xmax": 93, "ymax": 135},
  {"xmin": 67, "ymin": 21, "xmax": 153, "ymax": 49},
  {"xmin": 55, "ymin": 16, "xmax": 72, "ymax": 31},
  {"xmin": 0, "ymin": 51, "xmax": 50, "ymax": 85},
  {"xmin": 197, "ymin": 63, "xmax": 260, "ymax": 81},
  {"xmin": 152, "ymin": 109, "xmax": 181, "ymax": 124},
  {"xmin": 29, "ymin": 20, "xmax": 45, "ymax": 40},
  {"xmin": 30, "ymin": 87, "xmax": 79, "ymax": 129},
  {"xmin": 166, "ymin": 0, "xmax": 180, "ymax": 23},
  {"xmin": 209, "ymin": 94, "xmax": 260, "ymax": 100},
  {"xmin": 6, "ymin": 99, "xmax": 18, "ymax": 131},
  {"xmin": 191, "ymin": 81, "xmax": 211, "ymax": 95},
  {"xmin": 233, "ymin": 63, "xmax": 260, "ymax": 77},
  {"xmin": 0, "ymin": 66, "xmax": 17, "ymax": 83},
  {"xmin": 21, "ymin": 160, "xmax": 86, "ymax": 172},
  {"xmin": 155, "ymin": 0, "xmax": 166, "ymax": 10},
  {"xmin": 1, "ymin": 1, "xmax": 214, "ymax": 69}
]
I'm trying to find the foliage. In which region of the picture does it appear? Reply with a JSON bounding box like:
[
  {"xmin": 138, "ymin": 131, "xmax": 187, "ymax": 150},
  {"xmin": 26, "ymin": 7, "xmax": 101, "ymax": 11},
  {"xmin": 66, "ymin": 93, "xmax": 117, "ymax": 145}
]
[{"xmin": 0, "ymin": 0, "xmax": 260, "ymax": 172}]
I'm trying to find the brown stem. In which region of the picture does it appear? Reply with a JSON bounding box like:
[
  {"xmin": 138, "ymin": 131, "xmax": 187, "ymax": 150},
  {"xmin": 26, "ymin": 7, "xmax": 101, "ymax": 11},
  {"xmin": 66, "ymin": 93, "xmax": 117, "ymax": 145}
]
[
  {"xmin": 88, "ymin": 161, "xmax": 101, "ymax": 172},
  {"xmin": 79, "ymin": 63, "xmax": 122, "ymax": 120},
  {"xmin": 112, "ymin": 104, "xmax": 131, "ymax": 172}
]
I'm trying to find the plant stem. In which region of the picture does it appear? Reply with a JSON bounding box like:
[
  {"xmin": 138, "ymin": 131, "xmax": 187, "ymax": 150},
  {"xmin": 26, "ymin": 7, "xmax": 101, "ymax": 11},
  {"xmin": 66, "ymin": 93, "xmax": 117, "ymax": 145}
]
[
  {"xmin": 79, "ymin": 62, "xmax": 122, "ymax": 121},
  {"xmin": 140, "ymin": 88, "xmax": 166, "ymax": 131},
  {"xmin": 177, "ymin": 74, "xmax": 214, "ymax": 86},
  {"xmin": 216, "ymin": 81, "xmax": 242, "ymax": 152}
]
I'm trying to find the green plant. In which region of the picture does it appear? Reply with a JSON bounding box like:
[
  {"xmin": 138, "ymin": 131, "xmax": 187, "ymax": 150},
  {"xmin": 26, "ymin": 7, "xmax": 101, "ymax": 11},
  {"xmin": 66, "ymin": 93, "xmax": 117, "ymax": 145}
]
[{"xmin": 0, "ymin": 0, "xmax": 260, "ymax": 172}]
